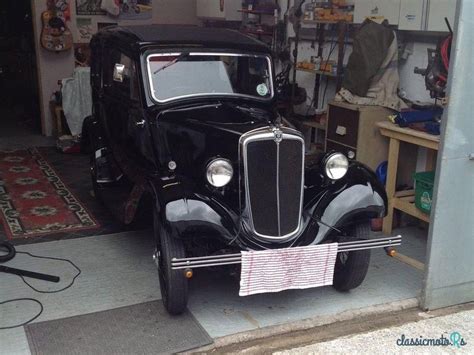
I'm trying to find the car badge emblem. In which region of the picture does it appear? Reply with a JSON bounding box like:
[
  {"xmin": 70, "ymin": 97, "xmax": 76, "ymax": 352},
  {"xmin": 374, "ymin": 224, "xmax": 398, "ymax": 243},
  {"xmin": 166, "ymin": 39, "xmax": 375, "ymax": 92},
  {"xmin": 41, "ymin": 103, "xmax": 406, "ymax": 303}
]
[{"xmin": 273, "ymin": 128, "xmax": 283, "ymax": 143}]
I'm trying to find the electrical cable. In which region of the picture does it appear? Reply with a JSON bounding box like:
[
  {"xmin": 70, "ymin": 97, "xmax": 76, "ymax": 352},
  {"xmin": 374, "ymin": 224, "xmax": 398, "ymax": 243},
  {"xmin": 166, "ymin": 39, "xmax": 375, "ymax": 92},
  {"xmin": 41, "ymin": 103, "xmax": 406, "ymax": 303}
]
[
  {"xmin": 429, "ymin": 34, "xmax": 451, "ymax": 93},
  {"xmin": 0, "ymin": 299, "xmax": 44, "ymax": 330},
  {"xmin": 304, "ymin": 93, "xmax": 315, "ymax": 116},
  {"xmin": 14, "ymin": 250, "xmax": 81, "ymax": 293},
  {"xmin": 320, "ymin": 27, "xmax": 339, "ymax": 109},
  {"xmin": 0, "ymin": 244, "xmax": 81, "ymax": 330},
  {"xmin": 321, "ymin": 25, "xmax": 350, "ymax": 110},
  {"xmin": 321, "ymin": 76, "xmax": 330, "ymax": 111},
  {"xmin": 440, "ymin": 35, "xmax": 452, "ymax": 76},
  {"xmin": 0, "ymin": 240, "xmax": 15, "ymax": 262}
]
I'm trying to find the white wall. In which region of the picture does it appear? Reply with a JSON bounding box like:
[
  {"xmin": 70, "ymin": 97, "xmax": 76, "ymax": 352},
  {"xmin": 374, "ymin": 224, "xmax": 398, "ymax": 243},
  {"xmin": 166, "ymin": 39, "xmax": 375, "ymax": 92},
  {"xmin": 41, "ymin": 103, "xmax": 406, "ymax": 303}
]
[{"xmin": 32, "ymin": 0, "xmax": 199, "ymax": 136}]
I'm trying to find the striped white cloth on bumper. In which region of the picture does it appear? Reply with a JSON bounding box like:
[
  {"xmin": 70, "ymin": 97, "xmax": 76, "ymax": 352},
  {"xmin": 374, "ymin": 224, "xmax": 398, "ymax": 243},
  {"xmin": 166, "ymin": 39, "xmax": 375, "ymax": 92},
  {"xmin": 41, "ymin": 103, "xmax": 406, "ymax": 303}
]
[{"xmin": 239, "ymin": 243, "xmax": 339, "ymax": 296}]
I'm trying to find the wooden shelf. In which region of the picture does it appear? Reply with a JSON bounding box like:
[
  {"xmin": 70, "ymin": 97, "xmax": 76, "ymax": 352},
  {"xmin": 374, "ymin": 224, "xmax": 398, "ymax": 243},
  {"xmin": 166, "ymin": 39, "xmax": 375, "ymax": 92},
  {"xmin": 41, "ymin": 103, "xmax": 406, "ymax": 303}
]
[
  {"xmin": 238, "ymin": 9, "xmax": 276, "ymax": 15},
  {"xmin": 326, "ymin": 138, "xmax": 356, "ymax": 150},
  {"xmin": 377, "ymin": 121, "xmax": 440, "ymax": 150},
  {"xmin": 296, "ymin": 68, "xmax": 341, "ymax": 77},
  {"xmin": 302, "ymin": 19, "xmax": 352, "ymax": 25},
  {"xmin": 301, "ymin": 120, "xmax": 326, "ymax": 130},
  {"xmin": 392, "ymin": 192, "xmax": 431, "ymax": 223}
]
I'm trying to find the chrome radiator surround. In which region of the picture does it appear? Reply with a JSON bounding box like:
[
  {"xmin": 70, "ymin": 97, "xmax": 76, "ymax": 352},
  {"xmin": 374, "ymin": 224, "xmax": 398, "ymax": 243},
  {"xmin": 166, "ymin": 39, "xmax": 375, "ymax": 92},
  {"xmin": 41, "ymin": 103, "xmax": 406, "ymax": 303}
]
[{"xmin": 240, "ymin": 126, "xmax": 305, "ymax": 242}]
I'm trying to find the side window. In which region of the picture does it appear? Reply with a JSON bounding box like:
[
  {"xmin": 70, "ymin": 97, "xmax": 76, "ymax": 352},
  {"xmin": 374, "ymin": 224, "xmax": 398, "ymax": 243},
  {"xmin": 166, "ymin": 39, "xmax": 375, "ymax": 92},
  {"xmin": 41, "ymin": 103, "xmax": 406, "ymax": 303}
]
[
  {"xmin": 110, "ymin": 51, "xmax": 140, "ymax": 100},
  {"xmin": 130, "ymin": 60, "xmax": 139, "ymax": 101},
  {"xmin": 103, "ymin": 48, "xmax": 119, "ymax": 88},
  {"xmin": 90, "ymin": 44, "xmax": 101, "ymax": 90}
]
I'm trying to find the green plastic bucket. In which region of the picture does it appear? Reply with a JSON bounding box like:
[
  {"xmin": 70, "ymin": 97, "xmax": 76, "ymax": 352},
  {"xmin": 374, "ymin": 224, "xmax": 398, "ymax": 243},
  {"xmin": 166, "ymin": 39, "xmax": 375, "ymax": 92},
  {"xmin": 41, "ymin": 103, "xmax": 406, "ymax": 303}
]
[{"xmin": 413, "ymin": 171, "xmax": 435, "ymax": 214}]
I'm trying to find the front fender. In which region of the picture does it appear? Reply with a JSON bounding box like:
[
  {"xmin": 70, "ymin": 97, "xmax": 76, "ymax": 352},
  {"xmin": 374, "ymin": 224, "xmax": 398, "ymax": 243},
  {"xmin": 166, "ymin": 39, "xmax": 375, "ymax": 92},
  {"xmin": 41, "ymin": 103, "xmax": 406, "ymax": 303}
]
[
  {"xmin": 301, "ymin": 162, "xmax": 387, "ymax": 245},
  {"xmin": 150, "ymin": 176, "xmax": 239, "ymax": 241},
  {"xmin": 149, "ymin": 162, "xmax": 386, "ymax": 249},
  {"xmin": 164, "ymin": 197, "xmax": 238, "ymax": 240}
]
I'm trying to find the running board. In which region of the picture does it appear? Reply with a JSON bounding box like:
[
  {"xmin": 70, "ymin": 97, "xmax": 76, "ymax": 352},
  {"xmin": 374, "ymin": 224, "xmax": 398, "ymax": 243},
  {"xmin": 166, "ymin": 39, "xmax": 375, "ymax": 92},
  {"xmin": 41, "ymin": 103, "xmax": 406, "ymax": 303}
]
[{"xmin": 171, "ymin": 235, "xmax": 402, "ymax": 270}]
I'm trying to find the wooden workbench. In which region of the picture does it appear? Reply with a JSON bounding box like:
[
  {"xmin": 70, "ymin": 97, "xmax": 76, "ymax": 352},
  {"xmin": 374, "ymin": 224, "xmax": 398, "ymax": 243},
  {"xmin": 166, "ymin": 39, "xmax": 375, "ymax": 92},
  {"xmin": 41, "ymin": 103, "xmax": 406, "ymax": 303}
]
[{"xmin": 377, "ymin": 121, "xmax": 440, "ymax": 234}]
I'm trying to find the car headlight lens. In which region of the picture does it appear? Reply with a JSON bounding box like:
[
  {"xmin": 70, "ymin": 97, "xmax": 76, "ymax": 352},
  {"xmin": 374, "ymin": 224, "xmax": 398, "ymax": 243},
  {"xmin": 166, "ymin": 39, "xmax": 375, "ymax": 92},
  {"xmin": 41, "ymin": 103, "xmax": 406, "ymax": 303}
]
[
  {"xmin": 206, "ymin": 159, "xmax": 233, "ymax": 187},
  {"xmin": 324, "ymin": 153, "xmax": 349, "ymax": 180}
]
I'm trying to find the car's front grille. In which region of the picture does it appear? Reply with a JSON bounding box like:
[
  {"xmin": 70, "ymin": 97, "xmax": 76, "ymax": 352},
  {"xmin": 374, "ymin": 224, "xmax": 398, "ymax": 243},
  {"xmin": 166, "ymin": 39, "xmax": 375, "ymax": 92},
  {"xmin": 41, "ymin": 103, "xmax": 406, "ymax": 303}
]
[{"xmin": 242, "ymin": 128, "xmax": 304, "ymax": 240}]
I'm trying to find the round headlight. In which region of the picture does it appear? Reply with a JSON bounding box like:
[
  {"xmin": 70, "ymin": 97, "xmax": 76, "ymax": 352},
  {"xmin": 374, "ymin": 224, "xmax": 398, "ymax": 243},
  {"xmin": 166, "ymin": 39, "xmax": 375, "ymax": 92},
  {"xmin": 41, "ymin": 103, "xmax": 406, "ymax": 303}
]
[
  {"xmin": 325, "ymin": 153, "xmax": 349, "ymax": 180},
  {"xmin": 206, "ymin": 159, "xmax": 233, "ymax": 187}
]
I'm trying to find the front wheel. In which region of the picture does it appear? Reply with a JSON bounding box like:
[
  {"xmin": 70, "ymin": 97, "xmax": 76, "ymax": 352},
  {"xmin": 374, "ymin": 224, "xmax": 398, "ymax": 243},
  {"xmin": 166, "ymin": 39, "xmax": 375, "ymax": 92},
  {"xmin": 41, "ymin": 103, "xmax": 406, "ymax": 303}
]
[
  {"xmin": 332, "ymin": 222, "xmax": 371, "ymax": 292},
  {"xmin": 154, "ymin": 210, "xmax": 188, "ymax": 315},
  {"xmin": 89, "ymin": 156, "xmax": 103, "ymax": 203}
]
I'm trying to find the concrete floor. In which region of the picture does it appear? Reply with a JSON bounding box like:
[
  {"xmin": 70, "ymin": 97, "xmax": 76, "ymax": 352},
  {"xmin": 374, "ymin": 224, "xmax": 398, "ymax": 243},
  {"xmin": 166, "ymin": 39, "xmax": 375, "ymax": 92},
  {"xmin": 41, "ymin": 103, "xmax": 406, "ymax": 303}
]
[
  {"xmin": 278, "ymin": 309, "xmax": 473, "ymax": 354},
  {"xmin": 189, "ymin": 227, "xmax": 425, "ymax": 338},
  {"xmin": 0, "ymin": 136, "xmax": 55, "ymax": 151},
  {"xmin": 0, "ymin": 134, "xmax": 55, "ymax": 151},
  {"xmin": 0, "ymin": 226, "xmax": 426, "ymax": 354},
  {"xmin": 0, "ymin": 108, "xmax": 55, "ymax": 150}
]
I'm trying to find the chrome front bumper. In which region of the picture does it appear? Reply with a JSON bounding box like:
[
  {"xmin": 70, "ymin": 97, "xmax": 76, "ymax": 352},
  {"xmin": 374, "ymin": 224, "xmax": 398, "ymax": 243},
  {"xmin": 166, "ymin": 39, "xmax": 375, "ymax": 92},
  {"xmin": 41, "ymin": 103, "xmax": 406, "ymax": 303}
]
[{"xmin": 171, "ymin": 235, "xmax": 402, "ymax": 270}]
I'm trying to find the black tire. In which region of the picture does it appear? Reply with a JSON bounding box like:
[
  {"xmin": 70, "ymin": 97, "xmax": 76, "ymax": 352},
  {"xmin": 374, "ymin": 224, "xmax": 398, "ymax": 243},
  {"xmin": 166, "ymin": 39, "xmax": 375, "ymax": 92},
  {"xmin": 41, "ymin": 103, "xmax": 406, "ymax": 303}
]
[
  {"xmin": 80, "ymin": 116, "xmax": 94, "ymax": 154},
  {"xmin": 154, "ymin": 209, "xmax": 188, "ymax": 315},
  {"xmin": 89, "ymin": 155, "xmax": 103, "ymax": 203},
  {"xmin": 333, "ymin": 222, "xmax": 371, "ymax": 292}
]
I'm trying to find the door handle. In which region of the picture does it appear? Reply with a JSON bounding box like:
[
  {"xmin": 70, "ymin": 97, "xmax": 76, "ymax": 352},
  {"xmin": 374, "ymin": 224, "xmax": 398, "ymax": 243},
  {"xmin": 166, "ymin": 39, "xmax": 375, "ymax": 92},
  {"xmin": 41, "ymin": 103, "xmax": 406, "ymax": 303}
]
[{"xmin": 135, "ymin": 119, "xmax": 146, "ymax": 127}]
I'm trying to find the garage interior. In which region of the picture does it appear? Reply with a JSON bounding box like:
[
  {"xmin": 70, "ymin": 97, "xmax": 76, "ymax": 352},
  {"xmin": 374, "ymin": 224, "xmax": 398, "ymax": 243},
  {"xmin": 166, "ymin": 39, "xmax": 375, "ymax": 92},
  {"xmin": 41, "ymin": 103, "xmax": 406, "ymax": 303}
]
[{"xmin": 0, "ymin": 1, "xmax": 472, "ymax": 354}]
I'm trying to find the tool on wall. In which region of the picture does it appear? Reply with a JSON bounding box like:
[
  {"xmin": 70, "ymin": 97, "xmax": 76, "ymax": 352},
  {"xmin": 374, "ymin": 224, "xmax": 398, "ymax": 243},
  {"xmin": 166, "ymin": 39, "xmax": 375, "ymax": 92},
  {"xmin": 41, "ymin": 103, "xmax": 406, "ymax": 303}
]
[{"xmin": 414, "ymin": 18, "xmax": 453, "ymax": 100}]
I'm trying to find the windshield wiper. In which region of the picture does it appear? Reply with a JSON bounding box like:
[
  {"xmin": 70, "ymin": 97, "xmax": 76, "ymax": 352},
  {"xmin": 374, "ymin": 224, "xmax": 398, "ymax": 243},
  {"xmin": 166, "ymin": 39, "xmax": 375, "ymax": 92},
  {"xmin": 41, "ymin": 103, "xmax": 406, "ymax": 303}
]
[{"xmin": 153, "ymin": 52, "xmax": 189, "ymax": 75}]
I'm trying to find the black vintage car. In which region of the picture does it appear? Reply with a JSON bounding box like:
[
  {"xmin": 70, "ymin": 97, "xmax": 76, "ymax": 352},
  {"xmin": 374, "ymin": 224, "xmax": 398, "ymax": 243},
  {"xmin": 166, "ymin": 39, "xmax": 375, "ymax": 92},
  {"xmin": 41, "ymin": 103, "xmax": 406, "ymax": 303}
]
[{"xmin": 83, "ymin": 25, "xmax": 400, "ymax": 315}]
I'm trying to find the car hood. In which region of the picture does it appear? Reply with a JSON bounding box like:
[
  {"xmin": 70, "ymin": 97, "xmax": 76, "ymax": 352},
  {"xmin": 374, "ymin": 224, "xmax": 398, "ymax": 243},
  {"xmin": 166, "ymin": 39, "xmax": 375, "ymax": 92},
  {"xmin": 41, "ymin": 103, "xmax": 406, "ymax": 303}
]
[
  {"xmin": 158, "ymin": 102, "xmax": 274, "ymax": 132},
  {"xmin": 152, "ymin": 102, "xmax": 274, "ymax": 159},
  {"xmin": 150, "ymin": 102, "xmax": 274, "ymax": 188}
]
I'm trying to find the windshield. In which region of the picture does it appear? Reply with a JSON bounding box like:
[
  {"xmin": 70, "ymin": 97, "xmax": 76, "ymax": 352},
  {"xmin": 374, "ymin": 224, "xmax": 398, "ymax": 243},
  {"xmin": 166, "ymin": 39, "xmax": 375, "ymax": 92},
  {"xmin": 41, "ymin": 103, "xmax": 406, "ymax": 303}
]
[{"xmin": 147, "ymin": 52, "xmax": 273, "ymax": 103}]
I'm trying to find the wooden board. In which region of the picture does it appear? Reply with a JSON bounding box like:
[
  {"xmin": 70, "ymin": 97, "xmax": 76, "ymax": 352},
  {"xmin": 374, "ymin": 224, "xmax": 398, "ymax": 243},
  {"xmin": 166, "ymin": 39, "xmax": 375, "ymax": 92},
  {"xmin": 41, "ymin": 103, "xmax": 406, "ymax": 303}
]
[
  {"xmin": 301, "ymin": 120, "xmax": 326, "ymax": 130},
  {"xmin": 392, "ymin": 253, "xmax": 425, "ymax": 271},
  {"xmin": 393, "ymin": 197, "xmax": 431, "ymax": 223},
  {"xmin": 377, "ymin": 121, "xmax": 440, "ymax": 150}
]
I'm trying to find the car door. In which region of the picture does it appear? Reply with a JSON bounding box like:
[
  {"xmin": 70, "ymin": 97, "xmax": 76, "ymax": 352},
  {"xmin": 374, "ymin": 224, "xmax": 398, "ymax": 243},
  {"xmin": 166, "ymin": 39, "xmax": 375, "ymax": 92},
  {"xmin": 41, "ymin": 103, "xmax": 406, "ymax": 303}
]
[{"xmin": 101, "ymin": 48, "xmax": 145, "ymax": 180}]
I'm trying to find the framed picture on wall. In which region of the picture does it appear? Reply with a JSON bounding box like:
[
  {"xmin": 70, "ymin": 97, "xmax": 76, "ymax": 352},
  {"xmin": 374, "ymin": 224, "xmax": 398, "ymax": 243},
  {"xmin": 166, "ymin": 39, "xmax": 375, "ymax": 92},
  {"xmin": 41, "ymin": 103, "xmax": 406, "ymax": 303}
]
[
  {"xmin": 76, "ymin": 0, "xmax": 106, "ymax": 16},
  {"xmin": 99, "ymin": 0, "xmax": 153, "ymax": 20},
  {"xmin": 76, "ymin": 17, "xmax": 94, "ymax": 42},
  {"xmin": 117, "ymin": 0, "xmax": 152, "ymax": 20}
]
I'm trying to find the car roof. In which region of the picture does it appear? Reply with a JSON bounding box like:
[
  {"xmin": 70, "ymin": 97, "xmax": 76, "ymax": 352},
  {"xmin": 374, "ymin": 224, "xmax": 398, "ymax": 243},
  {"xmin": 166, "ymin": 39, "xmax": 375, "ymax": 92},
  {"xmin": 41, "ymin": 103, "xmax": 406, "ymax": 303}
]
[{"xmin": 98, "ymin": 24, "xmax": 272, "ymax": 54}]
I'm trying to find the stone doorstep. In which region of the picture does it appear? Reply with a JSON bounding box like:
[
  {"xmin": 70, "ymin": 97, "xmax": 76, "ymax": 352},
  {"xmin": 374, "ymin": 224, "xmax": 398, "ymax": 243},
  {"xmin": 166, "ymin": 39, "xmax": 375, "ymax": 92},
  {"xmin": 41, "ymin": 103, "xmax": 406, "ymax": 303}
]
[{"xmin": 189, "ymin": 299, "xmax": 474, "ymax": 354}]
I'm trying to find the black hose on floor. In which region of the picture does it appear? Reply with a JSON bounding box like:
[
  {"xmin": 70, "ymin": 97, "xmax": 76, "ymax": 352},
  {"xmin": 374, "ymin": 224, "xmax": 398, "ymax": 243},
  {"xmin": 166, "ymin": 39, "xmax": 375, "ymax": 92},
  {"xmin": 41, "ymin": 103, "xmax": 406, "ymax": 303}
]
[{"xmin": 0, "ymin": 241, "xmax": 81, "ymax": 330}]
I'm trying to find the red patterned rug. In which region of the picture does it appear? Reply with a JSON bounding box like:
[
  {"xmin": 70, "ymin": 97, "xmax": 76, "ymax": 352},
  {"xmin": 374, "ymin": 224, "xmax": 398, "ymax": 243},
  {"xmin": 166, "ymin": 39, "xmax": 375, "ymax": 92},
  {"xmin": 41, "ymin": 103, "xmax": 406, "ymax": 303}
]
[{"xmin": 0, "ymin": 148, "xmax": 99, "ymax": 239}]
